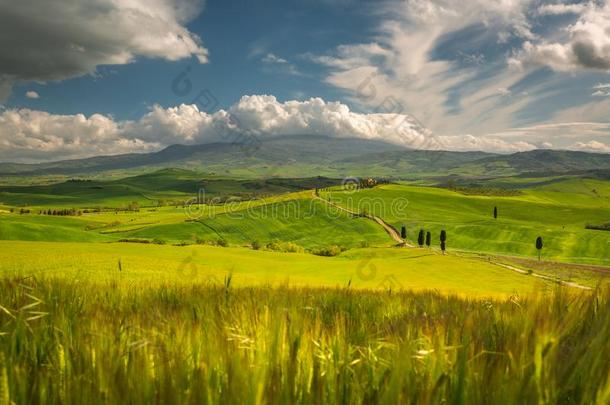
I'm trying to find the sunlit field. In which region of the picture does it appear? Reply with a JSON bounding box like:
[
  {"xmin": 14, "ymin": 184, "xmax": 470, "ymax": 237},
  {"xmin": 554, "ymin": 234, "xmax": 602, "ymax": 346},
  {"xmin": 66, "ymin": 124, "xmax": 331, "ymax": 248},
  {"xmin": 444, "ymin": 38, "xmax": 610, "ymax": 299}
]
[
  {"xmin": 324, "ymin": 178, "xmax": 610, "ymax": 265},
  {"xmin": 1, "ymin": 278, "xmax": 608, "ymax": 404},
  {"xmin": 1, "ymin": 175, "xmax": 610, "ymax": 403}
]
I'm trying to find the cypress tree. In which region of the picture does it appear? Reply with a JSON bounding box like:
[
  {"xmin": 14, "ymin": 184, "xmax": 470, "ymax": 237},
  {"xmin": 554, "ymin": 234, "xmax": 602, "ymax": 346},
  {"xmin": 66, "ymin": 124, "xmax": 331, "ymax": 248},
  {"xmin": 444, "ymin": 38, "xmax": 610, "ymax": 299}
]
[
  {"xmin": 417, "ymin": 229, "xmax": 425, "ymax": 247},
  {"xmin": 536, "ymin": 236, "xmax": 543, "ymax": 261}
]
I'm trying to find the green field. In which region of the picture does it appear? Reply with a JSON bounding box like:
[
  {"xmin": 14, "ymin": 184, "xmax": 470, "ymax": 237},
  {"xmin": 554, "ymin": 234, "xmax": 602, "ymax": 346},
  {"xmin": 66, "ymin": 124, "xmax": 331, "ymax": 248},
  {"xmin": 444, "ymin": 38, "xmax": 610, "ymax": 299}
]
[
  {"xmin": 0, "ymin": 194, "xmax": 389, "ymax": 249},
  {"xmin": 324, "ymin": 178, "xmax": 610, "ymax": 265},
  {"xmin": 0, "ymin": 277, "xmax": 608, "ymax": 404},
  {"xmin": 1, "ymin": 172, "xmax": 610, "ymax": 404},
  {"xmin": 0, "ymin": 241, "xmax": 545, "ymax": 298}
]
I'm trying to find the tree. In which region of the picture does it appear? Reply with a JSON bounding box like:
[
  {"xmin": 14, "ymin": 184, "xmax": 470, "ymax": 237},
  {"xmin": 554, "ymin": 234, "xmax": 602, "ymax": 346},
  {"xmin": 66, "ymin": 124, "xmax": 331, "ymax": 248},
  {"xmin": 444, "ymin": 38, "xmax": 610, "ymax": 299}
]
[
  {"xmin": 440, "ymin": 230, "xmax": 447, "ymax": 254},
  {"xmin": 536, "ymin": 236, "xmax": 543, "ymax": 261},
  {"xmin": 494, "ymin": 206, "xmax": 498, "ymax": 219},
  {"xmin": 425, "ymin": 231, "xmax": 431, "ymax": 248},
  {"xmin": 400, "ymin": 225, "xmax": 407, "ymax": 240},
  {"xmin": 417, "ymin": 229, "xmax": 425, "ymax": 247}
]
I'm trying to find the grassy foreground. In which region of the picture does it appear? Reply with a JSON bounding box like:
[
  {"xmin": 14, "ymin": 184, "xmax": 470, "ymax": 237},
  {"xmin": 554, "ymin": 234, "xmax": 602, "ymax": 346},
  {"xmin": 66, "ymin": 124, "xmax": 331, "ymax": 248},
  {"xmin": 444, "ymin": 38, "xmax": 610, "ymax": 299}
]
[
  {"xmin": 0, "ymin": 279, "xmax": 609, "ymax": 404},
  {"xmin": 0, "ymin": 241, "xmax": 545, "ymax": 298}
]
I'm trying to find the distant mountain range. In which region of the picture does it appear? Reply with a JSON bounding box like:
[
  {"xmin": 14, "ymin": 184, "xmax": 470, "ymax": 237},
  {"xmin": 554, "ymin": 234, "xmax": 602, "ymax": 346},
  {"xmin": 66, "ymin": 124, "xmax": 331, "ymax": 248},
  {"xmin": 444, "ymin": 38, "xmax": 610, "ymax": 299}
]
[{"xmin": 1, "ymin": 135, "xmax": 609, "ymax": 179}]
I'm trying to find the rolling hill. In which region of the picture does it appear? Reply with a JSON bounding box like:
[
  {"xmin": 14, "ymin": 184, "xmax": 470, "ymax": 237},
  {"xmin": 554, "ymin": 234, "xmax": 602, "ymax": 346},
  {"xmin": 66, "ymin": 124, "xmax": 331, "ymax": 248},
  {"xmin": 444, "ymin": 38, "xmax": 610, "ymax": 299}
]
[{"xmin": 1, "ymin": 135, "xmax": 609, "ymax": 180}]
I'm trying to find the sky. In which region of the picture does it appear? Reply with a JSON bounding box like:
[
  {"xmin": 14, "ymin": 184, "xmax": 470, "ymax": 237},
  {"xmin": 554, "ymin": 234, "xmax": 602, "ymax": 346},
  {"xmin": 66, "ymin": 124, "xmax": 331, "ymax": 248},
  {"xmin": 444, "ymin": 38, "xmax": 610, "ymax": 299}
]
[{"xmin": 1, "ymin": 0, "xmax": 610, "ymax": 162}]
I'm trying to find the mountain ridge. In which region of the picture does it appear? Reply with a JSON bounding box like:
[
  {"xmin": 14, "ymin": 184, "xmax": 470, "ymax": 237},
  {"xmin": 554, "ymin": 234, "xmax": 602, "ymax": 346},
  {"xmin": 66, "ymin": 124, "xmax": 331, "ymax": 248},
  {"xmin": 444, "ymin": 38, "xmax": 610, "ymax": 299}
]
[{"xmin": 0, "ymin": 135, "xmax": 608, "ymax": 178}]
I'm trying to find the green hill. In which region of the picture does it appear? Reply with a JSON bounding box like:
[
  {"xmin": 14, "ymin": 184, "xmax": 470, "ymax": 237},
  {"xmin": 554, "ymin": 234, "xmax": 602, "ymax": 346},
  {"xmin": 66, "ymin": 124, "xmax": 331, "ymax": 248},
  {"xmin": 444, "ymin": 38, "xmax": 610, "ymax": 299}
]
[
  {"xmin": 0, "ymin": 169, "xmax": 342, "ymax": 207},
  {"xmin": 324, "ymin": 178, "xmax": 610, "ymax": 265},
  {"xmin": 2, "ymin": 135, "xmax": 609, "ymax": 180}
]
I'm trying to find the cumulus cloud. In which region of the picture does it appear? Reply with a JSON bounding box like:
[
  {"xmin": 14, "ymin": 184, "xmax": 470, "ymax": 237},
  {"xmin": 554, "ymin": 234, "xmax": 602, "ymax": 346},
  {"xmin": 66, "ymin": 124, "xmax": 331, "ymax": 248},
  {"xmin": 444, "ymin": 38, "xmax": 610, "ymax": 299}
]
[
  {"xmin": 3, "ymin": 95, "xmax": 607, "ymax": 163},
  {"xmin": 25, "ymin": 91, "xmax": 40, "ymax": 99},
  {"xmin": 569, "ymin": 140, "xmax": 610, "ymax": 153},
  {"xmin": 0, "ymin": 0, "xmax": 208, "ymax": 100},
  {"xmin": 0, "ymin": 108, "xmax": 159, "ymax": 162},
  {"xmin": 123, "ymin": 95, "xmax": 440, "ymax": 148},
  {"xmin": 511, "ymin": 2, "xmax": 610, "ymax": 71}
]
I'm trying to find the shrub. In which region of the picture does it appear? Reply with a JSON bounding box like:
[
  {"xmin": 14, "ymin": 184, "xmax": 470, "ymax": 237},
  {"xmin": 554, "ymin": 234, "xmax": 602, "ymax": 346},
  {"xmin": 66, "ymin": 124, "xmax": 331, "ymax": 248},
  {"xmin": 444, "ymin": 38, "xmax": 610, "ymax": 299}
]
[
  {"xmin": 118, "ymin": 238, "xmax": 150, "ymax": 244},
  {"xmin": 265, "ymin": 241, "xmax": 304, "ymax": 253},
  {"xmin": 312, "ymin": 245, "xmax": 343, "ymax": 257},
  {"xmin": 217, "ymin": 238, "xmax": 229, "ymax": 247}
]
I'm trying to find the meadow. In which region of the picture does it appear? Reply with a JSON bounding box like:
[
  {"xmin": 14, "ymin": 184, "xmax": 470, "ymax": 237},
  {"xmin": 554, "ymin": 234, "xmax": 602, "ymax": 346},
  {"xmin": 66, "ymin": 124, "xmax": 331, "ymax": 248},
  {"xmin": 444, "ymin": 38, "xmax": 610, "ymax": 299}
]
[
  {"xmin": 0, "ymin": 278, "xmax": 608, "ymax": 404},
  {"xmin": 0, "ymin": 241, "xmax": 542, "ymax": 297},
  {"xmin": 323, "ymin": 178, "xmax": 610, "ymax": 265},
  {"xmin": 1, "ymin": 173, "xmax": 610, "ymax": 403}
]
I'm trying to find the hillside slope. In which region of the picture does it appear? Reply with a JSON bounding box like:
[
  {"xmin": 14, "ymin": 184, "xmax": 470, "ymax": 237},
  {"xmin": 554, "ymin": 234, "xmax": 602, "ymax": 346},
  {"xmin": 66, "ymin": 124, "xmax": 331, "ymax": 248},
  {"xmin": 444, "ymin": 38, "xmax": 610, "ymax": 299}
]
[{"xmin": 1, "ymin": 135, "xmax": 609, "ymax": 179}]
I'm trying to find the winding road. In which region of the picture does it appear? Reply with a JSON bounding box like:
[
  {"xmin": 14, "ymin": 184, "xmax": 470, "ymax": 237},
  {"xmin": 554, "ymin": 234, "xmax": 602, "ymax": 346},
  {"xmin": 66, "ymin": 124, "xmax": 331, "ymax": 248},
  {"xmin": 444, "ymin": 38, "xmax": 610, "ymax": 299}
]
[
  {"xmin": 313, "ymin": 191, "xmax": 592, "ymax": 290},
  {"xmin": 313, "ymin": 192, "xmax": 413, "ymax": 247}
]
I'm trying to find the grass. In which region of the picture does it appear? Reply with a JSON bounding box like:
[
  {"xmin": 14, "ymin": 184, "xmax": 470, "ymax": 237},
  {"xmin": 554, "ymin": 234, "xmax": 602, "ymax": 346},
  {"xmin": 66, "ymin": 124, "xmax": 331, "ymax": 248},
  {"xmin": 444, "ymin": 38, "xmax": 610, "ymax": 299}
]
[
  {"xmin": 127, "ymin": 199, "xmax": 389, "ymax": 249},
  {"xmin": 0, "ymin": 196, "xmax": 389, "ymax": 249},
  {"xmin": 0, "ymin": 278, "xmax": 608, "ymax": 404},
  {"xmin": 0, "ymin": 173, "xmax": 609, "ymax": 403},
  {"xmin": 0, "ymin": 169, "xmax": 342, "ymax": 208},
  {"xmin": 0, "ymin": 241, "xmax": 545, "ymax": 297},
  {"xmin": 323, "ymin": 178, "xmax": 610, "ymax": 265}
]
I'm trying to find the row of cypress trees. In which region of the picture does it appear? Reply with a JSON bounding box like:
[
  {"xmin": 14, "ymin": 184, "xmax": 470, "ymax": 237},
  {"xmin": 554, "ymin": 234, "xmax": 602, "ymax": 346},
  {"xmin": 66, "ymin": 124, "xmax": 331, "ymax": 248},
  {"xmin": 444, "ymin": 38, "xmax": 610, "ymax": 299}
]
[
  {"xmin": 400, "ymin": 226, "xmax": 447, "ymax": 254},
  {"xmin": 399, "ymin": 206, "xmax": 545, "ymax": 260}
]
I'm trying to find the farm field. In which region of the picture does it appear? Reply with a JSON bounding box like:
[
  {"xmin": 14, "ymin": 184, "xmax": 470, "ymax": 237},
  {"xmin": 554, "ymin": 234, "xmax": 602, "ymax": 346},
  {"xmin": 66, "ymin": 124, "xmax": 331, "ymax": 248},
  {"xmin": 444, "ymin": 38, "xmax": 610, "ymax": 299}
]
[
  {"xmin": 324, "ymin": 178, "xmax": 610, "ymax": 265},
  {"xmin": 0, "ymin": 241, "xmax": 544, "ymax": 297},
  {"xmin": 0, "ymin": 278, "xmax": 608, "ymax": 404},
  {"xmin": 0, "ymin": 194, "xmax": 389, "ymax": 249},
  {"xmin": 7, "ymin": 4, "xmax": 610, "ymax": 403},
  {"xmin": 1, "ymin": 173, "xmax": 610, "ymax": 404}
]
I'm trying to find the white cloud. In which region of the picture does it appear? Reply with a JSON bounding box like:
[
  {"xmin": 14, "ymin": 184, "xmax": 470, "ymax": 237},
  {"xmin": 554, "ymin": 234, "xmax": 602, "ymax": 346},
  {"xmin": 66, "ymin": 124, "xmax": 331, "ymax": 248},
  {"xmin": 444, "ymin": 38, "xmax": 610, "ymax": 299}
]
[
  {"xmin": 537, "ymin": 3, "xmax": 586, "ymax": 16},
  {"xmin": 511, "ymin": 2, "xmax": 610, "ymax": 71},
  {"xmin": 308, "ymin": 0, "xmax": 541, "ymax": 137},
  {"xmin": 262, "ymin": 53, "xmax": 289, "ymax": 65},
  {"xmin": 261, "ymin": 53, "xmax": 302, "ymax": 76},
  {"xmin": 3, "ymin": 95, "xmax": 610, "ymax": 162},
  {"xmin": 0, "ymin": 0, "xmax": 208, "ymax": 100},
  {"xmin": 25, "ymin": 91, "xmax": 40, "ymax": 99},
  {"xmin": 122, "ymin": 95, "xmax": 439, "ymax": 148},
  {"xmin": 438, "ymin": 134, "xmax": 537, "ymax": 152},
  {"xmin": 569, "ymin": 140, "xmax": 610, "ymax": 153},
  {"xmin": 0, "ymin": 108, "xmax": 158, "ymax": 162},
  {"xmin": 497, "ymin": 87, "xmax": 512, "ymax": 96},
  {"xmin": 592, "ymin": 82, "xmax": 610, "ymax": 96}
]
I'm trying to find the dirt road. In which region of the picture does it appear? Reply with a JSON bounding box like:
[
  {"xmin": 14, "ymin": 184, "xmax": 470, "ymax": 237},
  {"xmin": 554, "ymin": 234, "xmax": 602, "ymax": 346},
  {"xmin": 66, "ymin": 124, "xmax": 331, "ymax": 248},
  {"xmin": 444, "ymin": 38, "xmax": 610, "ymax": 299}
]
[{"xmin": 313, "ymin": 193, "xmax": 412, "ymax": 247}]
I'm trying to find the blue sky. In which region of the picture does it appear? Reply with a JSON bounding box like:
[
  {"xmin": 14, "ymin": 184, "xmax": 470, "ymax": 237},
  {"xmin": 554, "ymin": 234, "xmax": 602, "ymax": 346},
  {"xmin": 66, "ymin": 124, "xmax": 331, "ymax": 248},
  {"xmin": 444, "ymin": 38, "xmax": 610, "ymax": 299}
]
[
  {"xmin": 6, "ymin": 0, "xmax": 373, "ymax": 118},
  {"xmin": 1, "ymin": 0, "xmax": 610, "ymax": 162}
]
